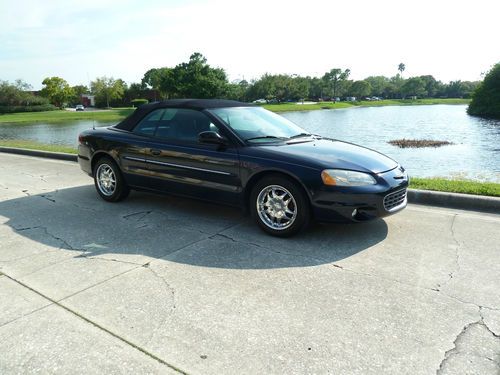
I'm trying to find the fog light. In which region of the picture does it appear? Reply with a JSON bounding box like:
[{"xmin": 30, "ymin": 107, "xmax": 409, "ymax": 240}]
[{"xmin": 352, "ymin": 209, "xmax": 358, "ymax": 218}]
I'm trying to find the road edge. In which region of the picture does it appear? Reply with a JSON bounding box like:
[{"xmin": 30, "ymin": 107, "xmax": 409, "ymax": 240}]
[
  {"xmin": 407, "ymin": 189, "xmax": 500, "ymax": 214},
  {"xmin": 1, "ymin": 147, "xmax": 499, "ymax": 214},
  {"xmin": 0, "ymin": 146, "xmax": 77, "ymax": 162}
]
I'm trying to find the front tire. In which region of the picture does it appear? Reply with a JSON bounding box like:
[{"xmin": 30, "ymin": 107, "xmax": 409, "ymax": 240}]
[
  {"xmin": 93, "ymin": 157, "xmax": 129, "ymax": 202},
  {"xmin": 250, "ymin": 175, "xmax": 310, "ymax": 237}
]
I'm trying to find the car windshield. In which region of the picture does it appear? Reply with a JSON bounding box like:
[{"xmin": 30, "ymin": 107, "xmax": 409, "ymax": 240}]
[{"xmin": 209, "ymin": 107, "xmax": 310, "ymax": 143}]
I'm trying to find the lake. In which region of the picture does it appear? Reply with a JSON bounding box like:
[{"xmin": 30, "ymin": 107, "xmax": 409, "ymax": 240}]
[{"xmin": 1, "ymin": 105, "xmax": 499, "ymax": 182}]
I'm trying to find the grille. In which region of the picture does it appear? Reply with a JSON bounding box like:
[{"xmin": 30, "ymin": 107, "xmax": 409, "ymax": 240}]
[{"xmin": 383, "ymin": 189, "xmax": 407, "ymax": 211}]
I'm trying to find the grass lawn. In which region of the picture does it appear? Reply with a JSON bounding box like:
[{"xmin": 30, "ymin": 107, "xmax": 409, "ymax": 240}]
[
  {"xmin": 264, "ymin": 98, "xmax": 470, "ymax": 112},
  {"xmin": 410, "ymin": 177, "xmax": 500, "ymax": 197},
  {"xmin": 0, "ymin": 108, "xmax": 135, "ymax": 124},
  {"xmin": 354, "ymin": 98, "xmax": 470, "ymax": 107},
  {"xmin": 0, "ymin": 140, "xmax": 77, "ymax": 154},
  {"xmin": 263, "ymin": 102, "xmax": 354, "ymax": 112}
]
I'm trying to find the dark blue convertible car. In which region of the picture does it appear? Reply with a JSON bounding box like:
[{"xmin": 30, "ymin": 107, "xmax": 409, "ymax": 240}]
[{"xmin": 78, "ymin": 99, "xmax": 408, "ymax": 236}]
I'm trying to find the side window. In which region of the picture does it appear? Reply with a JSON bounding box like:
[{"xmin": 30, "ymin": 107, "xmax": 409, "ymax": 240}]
[
  {"xmin": 133, "ymin": 109, "xmax": 165, "ymax": 136},
  {"xmin": 155, "ymin": 108, "xmax": 220, "ymax": 144},
  {"xmin": 154, "ymin": 108, "xmax": 178, "ymax": 139}
]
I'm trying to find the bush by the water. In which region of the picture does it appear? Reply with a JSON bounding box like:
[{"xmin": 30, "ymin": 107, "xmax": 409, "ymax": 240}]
[
  {"xmin": 467, "ymin": 63, "xmax": 500, "ymax": 119},
  {"xmin": 0, "ymin": 104, "xmax": 57, "ymax": 113},
  {"xmin": 388, "ymin": 139, "xmax": 454, "ymax": 148}
]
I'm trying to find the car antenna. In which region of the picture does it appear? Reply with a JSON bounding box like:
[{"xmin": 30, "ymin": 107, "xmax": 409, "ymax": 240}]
[{"xmin": 87, "ymin": 72, "xmax": 95, "ymax": 130}]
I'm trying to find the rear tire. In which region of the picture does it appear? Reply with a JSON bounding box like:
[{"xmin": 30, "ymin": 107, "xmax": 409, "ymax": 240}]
[
  {"xmin": 93, "ymin": 156, "xmax": 129, "ymax": 202},
  {"xmin": 250, "ymin": 175, "xmax": 310, "ymax": 237}
]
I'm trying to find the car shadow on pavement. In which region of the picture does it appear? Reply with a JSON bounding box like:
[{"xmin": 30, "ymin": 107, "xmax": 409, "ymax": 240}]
[{"xmin": 0, "ymin": 185, "xmax": 388, "ymax": 269}]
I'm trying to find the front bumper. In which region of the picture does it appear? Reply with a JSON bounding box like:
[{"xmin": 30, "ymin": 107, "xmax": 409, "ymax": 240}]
[{"xmin": 311, "ymin": 167, "xmax": 409, "ymax": 222}]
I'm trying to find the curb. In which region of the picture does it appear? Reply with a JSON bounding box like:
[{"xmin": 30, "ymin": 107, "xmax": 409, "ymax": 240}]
[
  {"xmin": 0, "ymin": 146, "xmax": 77, "ymax": 162},
  {"xmin": 407, "ymin": 189, "xmax": 500, "ymax": 214},
  {"xmin": 0, "ymin": 147, "xmax": 498, "ymax": 215}
]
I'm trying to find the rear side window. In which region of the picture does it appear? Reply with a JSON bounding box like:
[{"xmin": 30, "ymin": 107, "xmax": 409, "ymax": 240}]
[
  {"xmin": 132, "ymin": 108, "xmax": 219, "ymax": 143},
  {"xmin": 133, "ymin": 109, "xmax": 165, "ymax": 136}
]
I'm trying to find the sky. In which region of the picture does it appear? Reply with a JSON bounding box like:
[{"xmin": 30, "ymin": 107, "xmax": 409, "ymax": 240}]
[{"xmin": 1, "ymin": 0, "xmax": 499, "ymax": 89}]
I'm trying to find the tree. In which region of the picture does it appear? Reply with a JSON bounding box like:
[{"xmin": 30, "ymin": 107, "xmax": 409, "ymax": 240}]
[
  {"xmin": 322, "ymin": 68, "xmax": 350, "ymax": 99},
  {"xmin": 13, "ymin": 79, "xmax": 32, "ymax": 91},
  {"xmin": 224, "ymin": 79, "xmax": 249, "ymax": 101},
  {"xmin": 398, "ymin": 63, "xmax": 406, "ymax": 76},
  {"xmin": 246, "ymin": 74, "xmax": 310, "ymax": 102},
  {"xmin": 390, "ymin": 75, "xmax": 405, "ymax": 98},
  {"xmin": 72, "ymin": 85, "xmax": 89, "ymax": 97},
  {"xmin": 0, "ymin": 80, "xmax": 51, "ymax": 110},
  {"xmin": 0, "ymin": 80, "xmax": 28, "ymax": 106},
  {"xmin": 468, "ymin": 62, "xmax": 500, "ymax": 119},
  {"xmin": 91, "ymin": 77, "xmax": 125, "ymax": 108},
  {"xmin": 141, "ymin": 68, "xmax": 162, "ymax": 90},
  {"xmin": 364, "ymin": 76, "xmax": 391, "ymax": 97},
  {"xmin": 349, "ymin": 80, "xmax": 372, "ymax": 99},
  {"xmin": 308, "ymin": 77, "xmax": 326, "ymax": 100},
  {"xmin": 125, "ymin": 83, "xmax": 143, "ymax": 101},
  {"xmin": 401, "ymin": 77, "xmax": 426, "ymax": 98},
  {"xmin": 141, "ymin": 68, "xmax": 160, "ymax": 100},
  {"xmin": 443, "ymin": 80, "xmax": 479, "ymax": 98},
  {"xmin": 142, "ymin": 67, "xmax": 173, "ymax": 99},
  {"xmin": 40, "ymin": 77, "xmax": 74, "ymax": 108},
  {"xmin": 292, "ymin": 77, "xmax": 310, "ymax": 101},
  {"xmin": 418, "ymin": 75, "xmax": 441, "ymax": 98},
  {"xmin": 171, "ymin": 52, "xmax": 228, "ymax": 98},
  {"xmin": 70, "ymin": 85, "xmax": 89, "ymax": 105},
  {"xmin": 157, "ymin": 68, "xmax": 176, "ymax": 99}
]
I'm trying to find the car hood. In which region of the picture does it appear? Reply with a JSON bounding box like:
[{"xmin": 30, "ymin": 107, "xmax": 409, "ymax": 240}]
[{"xmin": 251, "ymin": 138, "xmax": 398, "ymax": 174}]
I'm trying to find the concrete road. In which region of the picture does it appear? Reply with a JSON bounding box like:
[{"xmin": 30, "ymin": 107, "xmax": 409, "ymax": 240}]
[{"xmin": 0, "ymin": 153, "xmax": 499, "ymax": 374}]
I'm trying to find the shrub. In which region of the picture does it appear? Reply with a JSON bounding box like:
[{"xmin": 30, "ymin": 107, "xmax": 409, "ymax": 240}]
[
  {"xmin": 388, "ymin": 139, "xmax": 454, "ymax": 148},
  {"xmin": 467, "ymin": 63, "xmax": 500, "ymax": 119},
  {"xmin": 131, "ymin": 99, "xmax": 149, "ymax": 107},
  {"xmin": 0, "ymin": 104, "xmax": 58, "ymax": 113},
  {"xmin": 28, "ymin": 96, "xmax": 51, "ymax": 105}
]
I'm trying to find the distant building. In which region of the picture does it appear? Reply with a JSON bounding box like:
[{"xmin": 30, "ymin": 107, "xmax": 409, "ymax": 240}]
[
  {"xmin": 142, "ymin": 89, "xmax": 160, "ymax": 102},
  {"xmin": 81, "ymin": 95, "xmax": 95, "ymax": 107}
]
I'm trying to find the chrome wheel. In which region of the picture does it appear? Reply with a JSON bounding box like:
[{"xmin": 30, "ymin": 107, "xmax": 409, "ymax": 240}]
[
  {"xmin": 256, "ymin": 185, "xmax": 297, "ymax": 231},
  {"xmin": 96, "ymin": 164, "xmax": 116, "ymax": 196}
]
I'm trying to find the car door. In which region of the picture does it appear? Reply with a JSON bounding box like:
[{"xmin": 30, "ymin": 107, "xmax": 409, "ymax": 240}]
[{"xmin": 145, "ymin": 108, "xmax": 242, "ymax": 205}]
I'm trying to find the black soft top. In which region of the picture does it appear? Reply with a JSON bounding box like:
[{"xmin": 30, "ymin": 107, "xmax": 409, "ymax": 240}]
[{"xmin": 114, "ymin": 99, "xmax": 253, "ymax": 131}]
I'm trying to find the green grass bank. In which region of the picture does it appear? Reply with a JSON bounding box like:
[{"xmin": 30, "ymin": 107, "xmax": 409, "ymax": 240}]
[
  {"xmin": 410, "ymin": 177, "xmax": 500, "ymax": 197},
  {"xmin": 263, "ymin": 98, "xmax": 471, "ymax": 112},
  {"xmin": 0, "ymin": 108, "xmax": 135, "ymax": 124},
  {"xmin": 0, "ymin": 140, "xmax": 77, "ymax": 154}
]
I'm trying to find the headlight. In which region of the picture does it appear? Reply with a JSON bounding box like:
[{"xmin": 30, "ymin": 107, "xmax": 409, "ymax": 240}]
[{"xmin": 321, "ymin": 169, "xmax": 377, "ymax": 186}]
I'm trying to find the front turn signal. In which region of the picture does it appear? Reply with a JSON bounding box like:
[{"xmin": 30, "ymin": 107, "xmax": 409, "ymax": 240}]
[{"xmin": 321, "ymin": 170, "xmax": 337, "ymax": 185}]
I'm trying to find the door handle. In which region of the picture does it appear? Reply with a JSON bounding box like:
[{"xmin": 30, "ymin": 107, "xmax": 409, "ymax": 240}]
[{"xmin": 150, "ymin": 149, "xmax": 161, "ymax": 156}]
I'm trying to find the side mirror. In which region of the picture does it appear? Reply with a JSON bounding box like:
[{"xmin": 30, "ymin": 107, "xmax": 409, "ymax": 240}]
[{"xmin": 198, "ymin": 131, "xmax": 228, "ymax": 145}]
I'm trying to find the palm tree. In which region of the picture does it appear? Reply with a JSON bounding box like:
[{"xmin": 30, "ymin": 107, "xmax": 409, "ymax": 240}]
[{"xmin": 398, "ymin": 63, "xmax": 406, "ymax": 76}]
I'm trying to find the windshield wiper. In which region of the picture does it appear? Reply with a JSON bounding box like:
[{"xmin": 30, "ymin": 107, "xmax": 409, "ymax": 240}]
[
  {"xmin": 245, "ymin": 135, "xmax": 288, "ymax": 142},
  {"xmin": 288, "ymin": 133, "xmax": 312, "ymax": 139}
]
